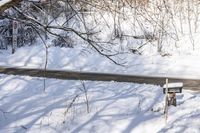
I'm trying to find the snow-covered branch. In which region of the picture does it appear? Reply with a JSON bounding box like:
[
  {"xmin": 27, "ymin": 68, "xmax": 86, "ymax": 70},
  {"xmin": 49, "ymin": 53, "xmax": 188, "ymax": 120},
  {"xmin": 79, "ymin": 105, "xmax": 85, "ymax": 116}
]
[{"xmin": 0, "ymin": 0, "xmax": 22, "ymax": 14}]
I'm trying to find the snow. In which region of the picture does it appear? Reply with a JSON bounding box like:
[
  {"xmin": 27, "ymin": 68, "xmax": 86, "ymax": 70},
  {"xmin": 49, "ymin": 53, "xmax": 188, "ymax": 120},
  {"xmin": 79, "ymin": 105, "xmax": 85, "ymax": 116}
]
[
  {"xmin": 1, "ymin": 45, "xmax": 200, "ymax": 79},
  {"xmin": 0, "ymin": 44, "xmax": 198, "ymax": 132},
  {"xmin": 0, "ymin": 0, "xmax": 12, "ymax": 7},
  {"xmin": 1, "ymin": 45, "xmax": 199, "ymax": 132},
  {"xmin": 0, "ymin": 74, "xmax": 200, "ymax": 132},
  {"xmin": 163, "ymin": 83, "xmax": 183, "ymax": 88},
  {"xmin": 1, "ymin": 1, "xmax": 200, "ymax": 132}
]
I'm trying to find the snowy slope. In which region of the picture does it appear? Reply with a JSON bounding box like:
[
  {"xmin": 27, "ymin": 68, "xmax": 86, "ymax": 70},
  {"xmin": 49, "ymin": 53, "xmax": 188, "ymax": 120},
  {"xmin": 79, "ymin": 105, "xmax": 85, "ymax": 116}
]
[
  {"xmin": 1, "ymin": 45, "xmax": 200, "ymax": 79},
  {"xmin": 0, "ymin": 74, "xmax": 199, "ymax": 133}
]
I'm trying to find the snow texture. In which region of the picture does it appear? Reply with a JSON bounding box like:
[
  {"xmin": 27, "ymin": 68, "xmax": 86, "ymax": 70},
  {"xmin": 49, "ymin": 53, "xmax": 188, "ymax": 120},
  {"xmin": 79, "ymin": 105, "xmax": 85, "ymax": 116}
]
[
  {"xmin": 163, "ymin": 83, "xmax": 183, "ymax": 88},
  {"xmin": 0, "ymin": 0, "xmax": 12, "ymax": 7},
  {"xmin": 0, "ymin": 37, "xmax": 200, "ymax": 133},
  {"xmin": 1, "ymin": 45, "xmax": 200, "ymax": 79},
  {"xmin": 0, "ymin": 74, "xmax": 199, "ymax": 133},
  {"xmin": 1, "ymin": 1, "xmax": 200, "ymax": 132}
]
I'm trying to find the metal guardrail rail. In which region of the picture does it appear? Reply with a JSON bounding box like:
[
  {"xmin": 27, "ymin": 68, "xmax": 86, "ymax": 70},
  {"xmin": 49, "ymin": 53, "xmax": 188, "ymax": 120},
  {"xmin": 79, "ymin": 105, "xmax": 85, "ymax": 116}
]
[{"xmin": 0, "ymin": 66, "xmax": 200, "ymax": 91}]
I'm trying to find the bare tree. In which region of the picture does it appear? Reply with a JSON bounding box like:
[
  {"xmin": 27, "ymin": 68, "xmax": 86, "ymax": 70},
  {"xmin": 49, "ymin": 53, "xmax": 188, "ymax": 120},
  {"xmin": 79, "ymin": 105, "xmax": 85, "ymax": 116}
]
[{"xmin": 1, "ymin": 0, "xmax": 200, "ymax": 58}]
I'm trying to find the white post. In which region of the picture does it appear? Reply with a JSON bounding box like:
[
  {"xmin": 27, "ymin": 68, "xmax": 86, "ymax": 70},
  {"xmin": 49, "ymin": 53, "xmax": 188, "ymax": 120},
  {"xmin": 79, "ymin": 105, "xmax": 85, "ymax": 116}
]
[
  {"xmin": 12, "ymin": 20, "xmax": 18, "ymax": 54},
  {"xmin": 164, "ymin": 78, "xmax": 169, "ymax": 124}
]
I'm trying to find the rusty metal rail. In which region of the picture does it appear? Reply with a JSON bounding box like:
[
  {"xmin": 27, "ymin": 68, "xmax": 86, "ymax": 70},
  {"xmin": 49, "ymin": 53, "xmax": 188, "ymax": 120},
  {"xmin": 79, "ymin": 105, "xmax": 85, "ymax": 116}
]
[{"xmin": 0, "ymin": 66, "xmax": 200, "ymax": 91}]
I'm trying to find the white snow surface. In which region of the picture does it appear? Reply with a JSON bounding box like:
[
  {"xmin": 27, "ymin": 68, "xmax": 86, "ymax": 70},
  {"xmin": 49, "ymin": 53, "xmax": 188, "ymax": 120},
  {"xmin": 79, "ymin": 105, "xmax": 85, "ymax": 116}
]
[
  {"xmin": 0, "ymin": 0, "xmax": 12, "ymax": 7},
  {"xmin": 1, "ymin": 1, "xmax": 200, "ymax": 132},
  {"xmin": 0, "ymin": 44, "xmax": 200, "ymax": 132},
  {"xmin": 0, "ymin": 74, "xmax": 200, "ymax": 133},
  {"xmin": 1, "ymin": 45, "xmax": 200, "ymax": 79},
  {"xmin": 163, "ymin": 83, "xmax": 183, "ymax": 88}
]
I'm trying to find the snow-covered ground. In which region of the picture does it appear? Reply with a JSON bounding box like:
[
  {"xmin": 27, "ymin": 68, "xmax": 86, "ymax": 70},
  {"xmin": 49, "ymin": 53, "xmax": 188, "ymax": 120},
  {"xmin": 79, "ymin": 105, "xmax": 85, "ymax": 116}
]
[
  {"xmin": 1, "ymin": 45, "xmax": 200, "ymax": 78},
  {"xmin": 1, "ymin": 42, "xmax": 200, "ymax": 133},
  {"xmin": 0, "ymin": 74, "xmax": 199, "ymax": 133},
  {"xmin": 1, "ymin": 0, "xmax": 200, "ymax": 132},
  {"xmin": 1, "ymin": 38, "xmax": 200, "ymax": 132}
]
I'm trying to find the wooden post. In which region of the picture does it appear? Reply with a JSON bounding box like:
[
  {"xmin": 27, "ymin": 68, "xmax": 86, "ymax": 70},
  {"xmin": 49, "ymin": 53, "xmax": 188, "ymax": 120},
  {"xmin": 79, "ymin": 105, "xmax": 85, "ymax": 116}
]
[{"xmin": 168, "ymin": 92, "xmax": 176, "ymax": 106}]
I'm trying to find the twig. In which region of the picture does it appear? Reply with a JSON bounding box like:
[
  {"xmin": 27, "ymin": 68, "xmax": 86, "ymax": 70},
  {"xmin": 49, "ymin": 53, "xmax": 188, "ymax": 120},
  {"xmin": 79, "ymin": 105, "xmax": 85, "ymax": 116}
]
[{"xmin": 64, "ymin": 95, "xmax": 79, "ymax": 116}]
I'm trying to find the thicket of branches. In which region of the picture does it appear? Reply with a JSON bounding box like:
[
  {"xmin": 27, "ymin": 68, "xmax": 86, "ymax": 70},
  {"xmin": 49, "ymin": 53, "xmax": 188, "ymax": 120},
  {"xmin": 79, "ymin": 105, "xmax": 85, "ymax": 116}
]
[{"xmin": 1, "ymin": 0, "xmax": 200, "ymax": 60}]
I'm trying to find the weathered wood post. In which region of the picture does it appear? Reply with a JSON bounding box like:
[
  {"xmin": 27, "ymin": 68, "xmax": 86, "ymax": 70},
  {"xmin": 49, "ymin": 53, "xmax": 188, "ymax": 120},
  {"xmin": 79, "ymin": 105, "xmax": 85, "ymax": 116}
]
[{"xmin": 168, "ymin": 92, "xmax": 176, "ymax": 106}]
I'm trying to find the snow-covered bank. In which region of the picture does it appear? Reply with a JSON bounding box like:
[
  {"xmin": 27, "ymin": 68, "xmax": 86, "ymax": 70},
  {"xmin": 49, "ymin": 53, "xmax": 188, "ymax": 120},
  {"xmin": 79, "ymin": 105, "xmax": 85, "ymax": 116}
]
[
  {"xmin": 1, "ymin": 45, "xmax": 200, "ymax": 78},
  {"xmin": 0, "ymin": 74, "xmax": 199, "ymax": 133}
]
